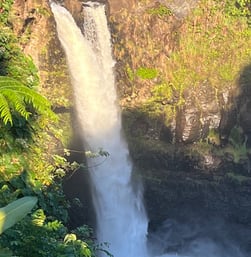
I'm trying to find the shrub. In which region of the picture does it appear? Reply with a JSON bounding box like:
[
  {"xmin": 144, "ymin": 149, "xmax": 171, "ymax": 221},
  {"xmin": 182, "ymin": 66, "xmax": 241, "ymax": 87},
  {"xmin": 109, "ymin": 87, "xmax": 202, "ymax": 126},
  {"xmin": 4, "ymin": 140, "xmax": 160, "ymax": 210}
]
[
  {"xmin": 0, "ymin": 0, "xmax": 14, "ymax": 24},
  {"xmin": 136, "ymin": 67, "xmax": 158, "ymax": 80}
]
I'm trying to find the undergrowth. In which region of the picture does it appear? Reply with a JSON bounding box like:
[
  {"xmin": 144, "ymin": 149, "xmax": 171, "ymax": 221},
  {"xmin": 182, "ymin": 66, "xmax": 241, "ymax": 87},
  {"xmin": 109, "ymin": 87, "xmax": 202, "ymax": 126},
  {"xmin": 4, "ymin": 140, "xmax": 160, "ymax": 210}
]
[
  {"xmin": 139, "ymin": 0, "xmax": 251, "ymax": 128},
  {"xmin": 117, "ymin": 0, "xmax": 251, "ymax": 167},
  {"xmin": 0, "ymin": 1, "xmax": 100, "ymax": 256}
]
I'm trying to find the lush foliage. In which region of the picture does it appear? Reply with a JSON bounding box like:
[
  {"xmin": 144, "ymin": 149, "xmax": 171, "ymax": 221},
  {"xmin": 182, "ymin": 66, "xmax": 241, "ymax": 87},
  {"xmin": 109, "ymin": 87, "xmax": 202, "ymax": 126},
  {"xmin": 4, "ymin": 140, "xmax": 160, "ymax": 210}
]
[
  {"xmin": 0, "ymin": 209, "xmax": 96, "ymax": 257},
  {"xmin": 0, "ymin": 2, "xmax": 101, "ymax": 257},
  {"xmin": 150, "ymin": 0, "xmax": 251, "ymax": 111},
  {"xmin": 0, "ymin": 197, "xmax": 37, "ymax": 256},
  {"xmin": 0, "ymin": 196, "xmax": 37, "ymax": 235},
  {"xmin": 0, "ymin": 0, "xmax": 14, "ymax": 24},
  {"xmin": 225, "ymin": 0, "xmax": 251, "ymax": 23},
  {"xmin": 0, "ymin": 76, "xmax": 55, "ymax": 125},
  {"xmin": 0, "ymin": 25, "xmax": 39, "ymax": 87},
  {"xmin": 117, "ymin": 0, "xmax": 251, "ymax": 166}
]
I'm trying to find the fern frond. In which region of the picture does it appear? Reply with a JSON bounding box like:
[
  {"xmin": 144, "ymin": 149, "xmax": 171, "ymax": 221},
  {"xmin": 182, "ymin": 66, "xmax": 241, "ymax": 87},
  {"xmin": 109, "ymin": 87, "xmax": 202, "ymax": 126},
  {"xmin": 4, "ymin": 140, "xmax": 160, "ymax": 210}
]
[
  {"xmin": 31, "ymin": 209, "xmax": 46, "ymax": 227},
  {"xmin": 0, "ymin": 94, "xmax": 12, "ymax": 125},
  {"xmin": 0, "ymin": 76, "xmax": 55, "ymax": 125},
  {"xmin": 1, "ymin": 89, "xmax": 31, "ymax": 120}
]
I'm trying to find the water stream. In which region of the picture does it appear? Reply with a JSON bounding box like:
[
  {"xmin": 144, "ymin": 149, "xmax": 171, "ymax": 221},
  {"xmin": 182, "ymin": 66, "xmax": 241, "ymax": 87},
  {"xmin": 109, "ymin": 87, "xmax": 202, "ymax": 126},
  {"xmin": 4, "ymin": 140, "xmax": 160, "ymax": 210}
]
[
  {"xmin": 51, "ymin": 2, "xmax": 248, "ymax": 257},
  {"xmin": 51, "ymin": 2, "xmax": 149, "ymax": 257}
]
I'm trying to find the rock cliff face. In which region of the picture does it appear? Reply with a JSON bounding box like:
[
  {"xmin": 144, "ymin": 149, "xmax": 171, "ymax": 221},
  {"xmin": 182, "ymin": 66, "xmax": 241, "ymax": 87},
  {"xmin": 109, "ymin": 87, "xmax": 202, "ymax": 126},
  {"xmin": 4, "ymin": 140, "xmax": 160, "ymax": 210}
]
[
  {"xmin": 107, "ymin": 0, "xmax": 251, "ymax": 231},
  {"xmin": 11, "ymin": 0, "xmax": 72, "ymax": 107},
  {"xmin": 10, "ymin": 0, "xmax": 251, "ymax": 241}
]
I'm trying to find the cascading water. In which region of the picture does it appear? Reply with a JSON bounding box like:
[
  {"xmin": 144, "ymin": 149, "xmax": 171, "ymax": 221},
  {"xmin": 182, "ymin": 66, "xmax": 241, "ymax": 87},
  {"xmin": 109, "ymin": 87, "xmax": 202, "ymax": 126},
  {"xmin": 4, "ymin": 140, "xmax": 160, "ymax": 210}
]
[
  {"xmin": 51, "ymin": 2, "xmax": 149, "ymax": 257},
  {"xmin": 51, "ymin": 2, "xmax": 249, "ymax": 257}
]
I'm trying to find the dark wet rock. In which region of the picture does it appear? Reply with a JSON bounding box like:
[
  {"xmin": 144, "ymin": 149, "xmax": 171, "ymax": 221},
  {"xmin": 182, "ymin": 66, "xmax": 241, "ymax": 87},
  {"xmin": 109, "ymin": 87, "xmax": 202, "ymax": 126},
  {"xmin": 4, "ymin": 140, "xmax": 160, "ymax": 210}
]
[{"xmin": 175, "ymin": 81, "xmax": 221, "ymax": 143}]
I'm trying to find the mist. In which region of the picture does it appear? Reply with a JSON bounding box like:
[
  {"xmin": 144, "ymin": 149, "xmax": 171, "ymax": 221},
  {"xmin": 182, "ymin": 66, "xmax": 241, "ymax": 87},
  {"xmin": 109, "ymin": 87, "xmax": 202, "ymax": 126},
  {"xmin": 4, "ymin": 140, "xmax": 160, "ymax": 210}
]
[{"xmin": 148, "ymin": 216, "xmax": 250, "ymax": 257}]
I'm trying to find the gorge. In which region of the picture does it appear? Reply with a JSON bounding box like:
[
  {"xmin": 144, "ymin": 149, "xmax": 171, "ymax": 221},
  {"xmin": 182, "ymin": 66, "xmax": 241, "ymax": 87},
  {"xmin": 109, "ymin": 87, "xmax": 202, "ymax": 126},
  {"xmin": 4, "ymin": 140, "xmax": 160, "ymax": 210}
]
[
  {"xmin": 3, "ymin": 0, "xmax": 251, "ymax": 256},
  {"xmin": 51, "ymin": 2, "xmax": 148, "ymax": 257},
  {"xmin": 51, "ymin": 1, "xmax": 251, "ymax": 257}
]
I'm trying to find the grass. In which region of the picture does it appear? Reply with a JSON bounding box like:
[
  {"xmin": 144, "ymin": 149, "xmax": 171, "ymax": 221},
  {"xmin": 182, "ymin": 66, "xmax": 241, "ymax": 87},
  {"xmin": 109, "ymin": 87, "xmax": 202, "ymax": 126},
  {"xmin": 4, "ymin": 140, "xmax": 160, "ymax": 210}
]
[
  {"xmin": 116, "ymin": 0, "xmax": 251, "ymax": 108},
  {"xmin": 113, "ymin": 0, "xmax": 251, "ymax": 166},
  {"xmin": 147, "ymin": 4, "xmax": 173, "ymax": 18},
  {"xmin": 174, "ymin": 1, "xmax": 250, "ymax": 84},
  {"xmin": 112, "ymin": 0, "xmax": 251, "ymax": 110},
  {"xmin": 145, "ymin": 0, "xmax": 251, "ymax": 124}
]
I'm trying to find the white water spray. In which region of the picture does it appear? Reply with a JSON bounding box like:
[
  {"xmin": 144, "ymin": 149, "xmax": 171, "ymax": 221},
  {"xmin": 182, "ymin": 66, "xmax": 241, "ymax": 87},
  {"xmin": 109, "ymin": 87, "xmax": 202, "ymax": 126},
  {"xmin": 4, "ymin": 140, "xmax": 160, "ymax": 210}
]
[
  {"xmin": 51, "ymin": 3, "xmax": 249, "ymax": 257},
  {"xmin": 51, "ymin": 2, "xmax": 149, "ymax": 257}
]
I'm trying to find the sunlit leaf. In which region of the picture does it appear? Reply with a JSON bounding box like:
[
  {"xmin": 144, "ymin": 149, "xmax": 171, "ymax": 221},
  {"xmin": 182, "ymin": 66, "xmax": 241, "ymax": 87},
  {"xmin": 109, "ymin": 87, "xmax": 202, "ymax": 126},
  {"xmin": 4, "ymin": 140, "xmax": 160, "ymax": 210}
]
[{"xmin": 0, "ymin": 196, "xmax": 37, "ymax": 234}]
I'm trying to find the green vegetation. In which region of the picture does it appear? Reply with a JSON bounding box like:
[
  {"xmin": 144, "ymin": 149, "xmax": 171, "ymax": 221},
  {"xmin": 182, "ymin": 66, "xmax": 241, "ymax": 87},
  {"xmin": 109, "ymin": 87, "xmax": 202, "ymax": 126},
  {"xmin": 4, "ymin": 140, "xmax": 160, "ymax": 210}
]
[
  {"xmin": 225, "ymin": 0, "xmax": 251, "ymax": 24},
  {"xmin": 0, "ymin": 196, "xmax": 37, "ymax": 235},
  {"xmin": 147, "ymin": 4, "xmax": 172, "ymax": 18},
  {"xmin": 136, "ymin": 67, "xmax": 158, "ymax": 80},
  {"xmin": 118, "ymin": 0, "xmax": 251, "ymax": 168},
  {"xmin": 122, "ymin": 0, "xmax": 250, "ymax": 128},
  {"xmin": 226, "ymin": 172, "xmax": 251, "ymax": 184},
  {"xmin": 0, "ymin": 25, "xmax": 39, "ymax": 87},
  {"xmin": 0, "ymin": 1, "xmax": 104, "ymax": 256},
  {"xmin": 0, "ymin": 208, "xmax": 96, "ymax": 257},
  {"xmin": 126, "ymin": 66, "xmax": 158, "ymax": 81},
  {"xmin": 0, "ymin": 76, "xmax": 55, "ymax": 125},
  {"xmin": 150, "ymin": 0, "xmax": 251, "ymax": 114},
  {"xmin": 146, "ymin": 1, "xmax": 251, "ymax": 142},
  {"xmin": 0, "ymin": 0, "xmax": 14, "ymax": 24},
  {"xmin": 0, "ymin": 197, "xmax": 37, "ymax": 256}
]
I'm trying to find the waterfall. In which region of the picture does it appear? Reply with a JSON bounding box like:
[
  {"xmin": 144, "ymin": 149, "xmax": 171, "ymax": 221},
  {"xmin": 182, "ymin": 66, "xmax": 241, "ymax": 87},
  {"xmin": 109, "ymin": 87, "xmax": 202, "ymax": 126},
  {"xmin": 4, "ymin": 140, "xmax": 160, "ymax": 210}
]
[{"xmin": 51, "ymin": 2, "xmax": 149, "ymax": 257}]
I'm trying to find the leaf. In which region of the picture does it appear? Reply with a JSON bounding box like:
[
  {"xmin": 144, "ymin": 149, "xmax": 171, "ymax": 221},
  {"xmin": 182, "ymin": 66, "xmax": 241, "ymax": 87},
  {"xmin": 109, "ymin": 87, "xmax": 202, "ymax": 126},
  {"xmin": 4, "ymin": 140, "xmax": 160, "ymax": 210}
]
[
  {"xmin": 0, "ymin": 247, "xmax": 13, "ymax": 257},
  {"xmin": 80, "ymin": 243, "xmax": 92, "ymax": 257},
  {"xmin": 0, "ymin": 196, "xmax": 38, "ymax": 234},
  {"xmin": 0, "ymin": 76, "xmax": 56, "ymax": 125},
  {"xmin": 0, "ymin": 93, "xmax": 11, "ymax": 125},
  {"xmin": 31, "ymin": 209, "xmax": 46, "ymax": 227},
  {"xmin": 64, "ymin": 233, "xmax": 77, "ymax": 244}
]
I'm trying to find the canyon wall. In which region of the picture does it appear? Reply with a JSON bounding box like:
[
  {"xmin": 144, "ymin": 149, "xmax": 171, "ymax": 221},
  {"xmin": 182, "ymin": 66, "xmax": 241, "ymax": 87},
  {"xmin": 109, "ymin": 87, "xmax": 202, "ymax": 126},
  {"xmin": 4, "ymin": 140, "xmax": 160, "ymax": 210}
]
[{"xmin": 10, "ymin": 0, "xmax": 251, "ymax": 237}]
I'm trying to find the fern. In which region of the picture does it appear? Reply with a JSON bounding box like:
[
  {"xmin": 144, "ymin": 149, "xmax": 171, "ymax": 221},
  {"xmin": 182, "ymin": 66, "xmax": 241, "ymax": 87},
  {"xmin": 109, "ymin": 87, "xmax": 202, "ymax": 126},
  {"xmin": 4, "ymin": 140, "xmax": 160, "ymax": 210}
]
[
  {"xmin": 0, "ymin": 76, "xmax": 55, "ymax": 125},
  {"xmin": 31, "ymin": 209, "xmax": 46, "ymax": 227},
  {"xmin": 0, "ymin": 94, "xmax": 12, "ymax": 125}
]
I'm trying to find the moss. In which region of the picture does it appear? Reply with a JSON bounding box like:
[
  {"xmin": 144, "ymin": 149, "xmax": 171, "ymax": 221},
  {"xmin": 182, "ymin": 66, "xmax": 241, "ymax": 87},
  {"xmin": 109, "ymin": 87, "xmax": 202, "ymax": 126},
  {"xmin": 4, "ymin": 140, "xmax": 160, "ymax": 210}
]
[
  {"xmin": 141, "ymin": 0, "xmax": 251, "ymax": 124},
  {"xmin": 226, "ymin": 172, "xmax": 251, "ymax": 184},
  {"xmin": 0, "ymin": 25, "xmax": 39, "ymax": 87},
  {"xmin": 35, "ymin": 7, "xmax": 51, "ymax": 17},
  {"xmin": 136, "ymin": 67, "xmax": 158, "ymax": 80},
  {"xmin": 38, "ymin": 29, "xmax": 72, "ymax": 109},
  {"xmin": 205, "ymin": 128, "xmax": 221, "ymax": 146},
  {"xmin": 225, "ymin": 0, "xmax": 251, "ymax": 24},
  {"xmin": 147, "ymin": 4, "xmax": 173, "ymax": 18}
]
